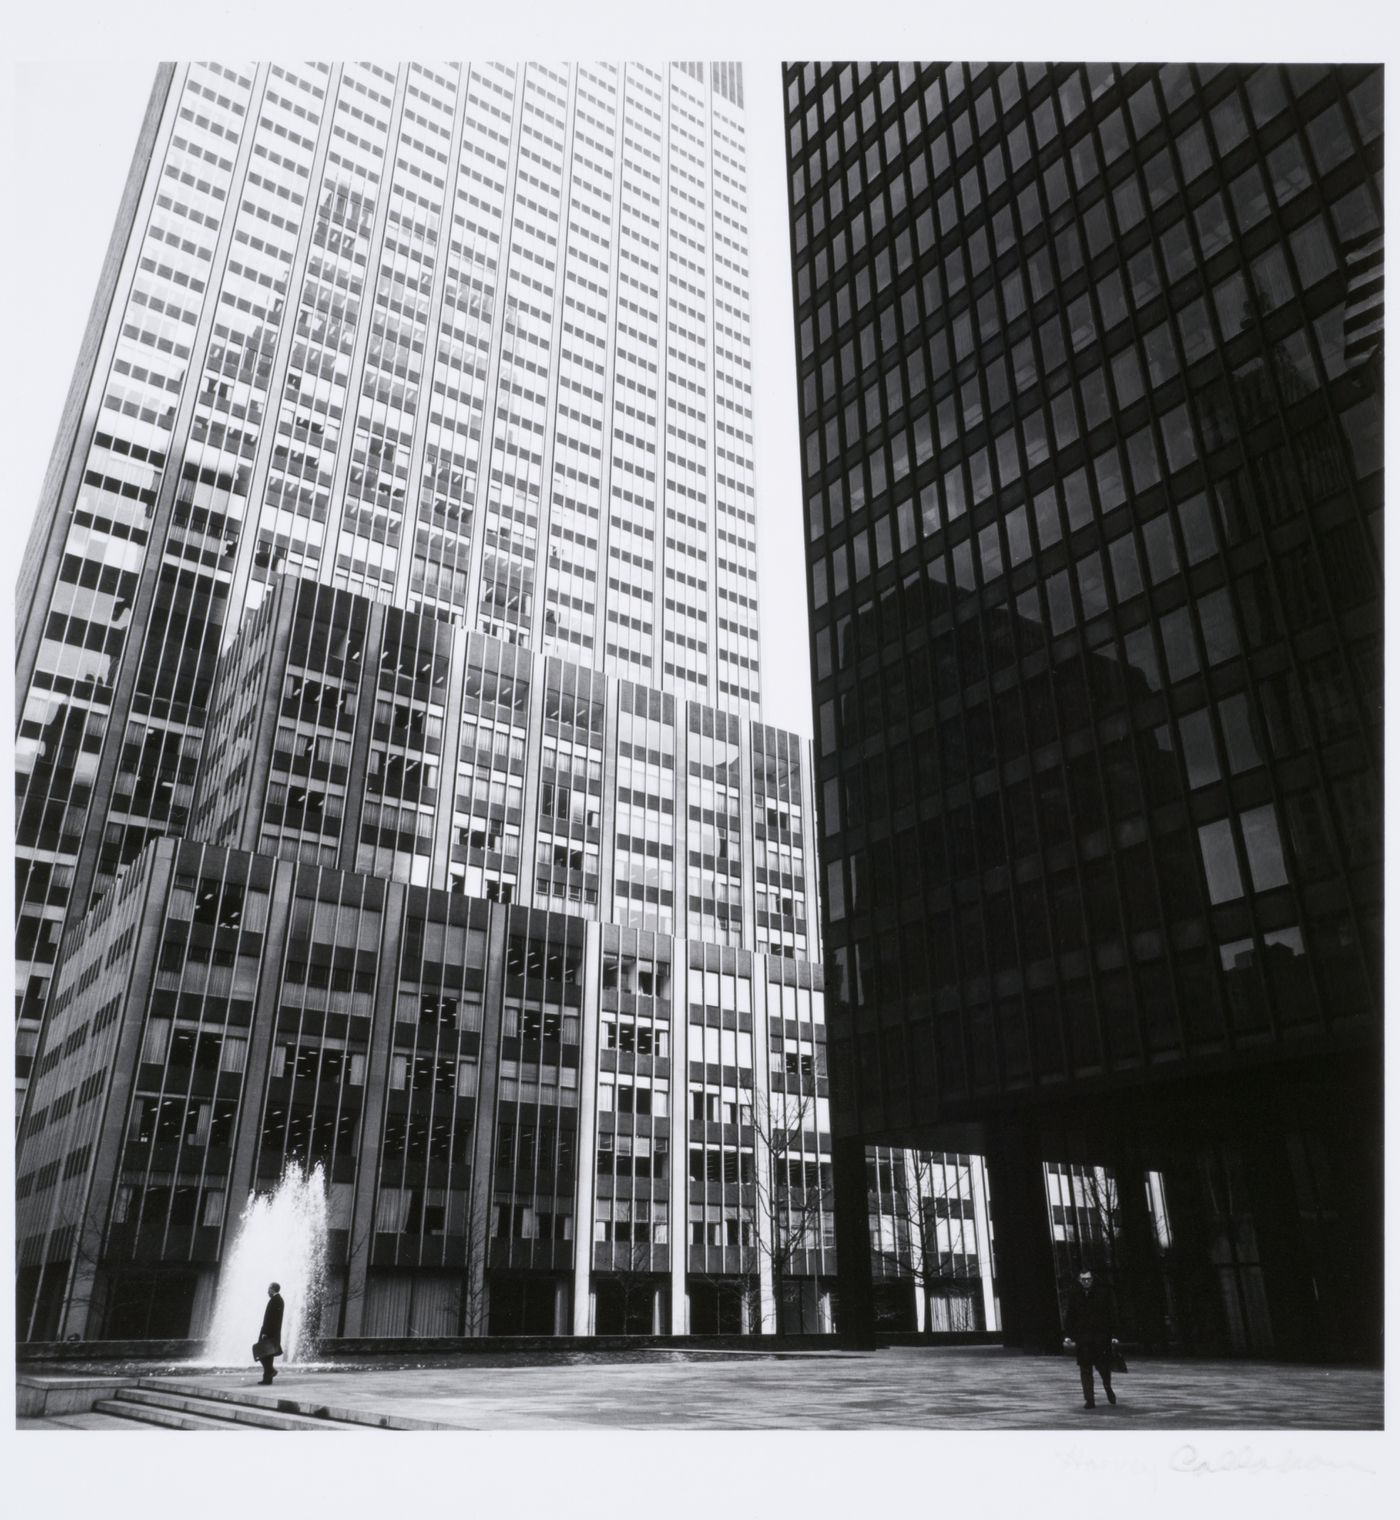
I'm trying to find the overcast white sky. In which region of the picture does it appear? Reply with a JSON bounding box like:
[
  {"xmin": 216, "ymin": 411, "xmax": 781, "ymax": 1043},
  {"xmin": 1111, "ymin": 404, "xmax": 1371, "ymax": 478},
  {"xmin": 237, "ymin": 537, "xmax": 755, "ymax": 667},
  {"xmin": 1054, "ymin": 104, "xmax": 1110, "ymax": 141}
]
[{"xmin": 3, "ymin": 55, "xmax": 816, "ymax": 734}]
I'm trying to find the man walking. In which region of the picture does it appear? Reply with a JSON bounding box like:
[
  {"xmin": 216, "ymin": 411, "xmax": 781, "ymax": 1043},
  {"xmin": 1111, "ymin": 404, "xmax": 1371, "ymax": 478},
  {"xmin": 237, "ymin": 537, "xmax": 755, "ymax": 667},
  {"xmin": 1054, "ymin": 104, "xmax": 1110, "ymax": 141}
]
[
  {"xmin": 1063, "ymin": 1268, "xmax": 1118, "ymax": 1409},
  {"xmin": 256, "ymin": 1282, "xmax": 285, "ymax": 1386}
]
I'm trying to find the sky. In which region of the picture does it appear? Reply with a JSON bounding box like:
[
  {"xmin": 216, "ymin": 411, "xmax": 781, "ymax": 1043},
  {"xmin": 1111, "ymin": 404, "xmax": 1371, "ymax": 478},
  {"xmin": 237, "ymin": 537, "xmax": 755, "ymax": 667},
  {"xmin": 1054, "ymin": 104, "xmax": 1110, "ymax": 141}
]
[{"xmin": 3, "ymin": 57, "xmax": 816, "ymax": 736}]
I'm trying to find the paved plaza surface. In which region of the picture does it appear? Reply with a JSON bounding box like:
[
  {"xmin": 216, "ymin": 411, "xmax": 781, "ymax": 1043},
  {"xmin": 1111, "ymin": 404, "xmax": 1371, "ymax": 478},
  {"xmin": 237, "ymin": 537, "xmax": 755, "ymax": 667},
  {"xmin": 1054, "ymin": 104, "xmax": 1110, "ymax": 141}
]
[{"xmin": 18, "ymin": 1346, "xmax": 1382, "ymax": 1430}]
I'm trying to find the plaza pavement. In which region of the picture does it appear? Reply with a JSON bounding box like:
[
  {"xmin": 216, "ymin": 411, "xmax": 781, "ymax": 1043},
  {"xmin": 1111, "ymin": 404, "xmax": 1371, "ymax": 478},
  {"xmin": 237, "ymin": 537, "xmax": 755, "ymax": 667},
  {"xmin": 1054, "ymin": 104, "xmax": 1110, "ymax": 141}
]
[{"xmin": 18, "ymin": 1345, "xmax": 1383, "ymax": 1430}]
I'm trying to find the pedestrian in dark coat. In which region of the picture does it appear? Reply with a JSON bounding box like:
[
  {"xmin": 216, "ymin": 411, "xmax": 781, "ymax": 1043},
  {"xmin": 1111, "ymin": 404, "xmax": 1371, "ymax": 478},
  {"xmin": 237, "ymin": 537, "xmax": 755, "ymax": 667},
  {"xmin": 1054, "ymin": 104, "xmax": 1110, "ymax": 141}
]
[
  {"xmin": 257, "ymin": 1282, "xmax": 285, "ymax": 1386},
  {"xmin": 1063, "ymin": 1268, "xmax": 1118, "ymax": 1408}
]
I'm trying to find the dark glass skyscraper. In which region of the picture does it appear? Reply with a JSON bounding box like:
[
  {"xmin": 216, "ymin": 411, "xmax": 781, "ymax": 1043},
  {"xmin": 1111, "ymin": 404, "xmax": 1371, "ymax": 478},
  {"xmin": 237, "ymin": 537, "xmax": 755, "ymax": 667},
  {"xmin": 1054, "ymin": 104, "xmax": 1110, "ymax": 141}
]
[{"xmin": 785, "ymin": 62, "xmax": 1381, "ymax": 1361}]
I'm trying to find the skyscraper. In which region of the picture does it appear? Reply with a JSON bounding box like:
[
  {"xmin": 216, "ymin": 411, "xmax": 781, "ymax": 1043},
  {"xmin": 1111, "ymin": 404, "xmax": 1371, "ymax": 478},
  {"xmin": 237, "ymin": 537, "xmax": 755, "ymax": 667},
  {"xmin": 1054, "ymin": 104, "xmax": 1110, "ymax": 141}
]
[
  {"xmin": 785, "ymin": 61, "xmax": 1381, "ymax": 1362},
  {"xmin": 17, "ymin": 62, "xmax": 762, "ymax": 1070},
  {"xmin": 17, "ymin": 62, "xmax": 833, "ymax": 1343}
]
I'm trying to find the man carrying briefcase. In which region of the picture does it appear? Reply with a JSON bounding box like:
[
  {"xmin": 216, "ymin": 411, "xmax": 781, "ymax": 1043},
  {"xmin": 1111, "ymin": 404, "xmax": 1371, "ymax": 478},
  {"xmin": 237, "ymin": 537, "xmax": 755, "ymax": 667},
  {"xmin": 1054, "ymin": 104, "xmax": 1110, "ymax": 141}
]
[
  {"xmin": 254, "ymin": 1282, "xmax": 284, "ymax": 1386},
  {"xmin": 1063, "ymin": 1268, "xmax": 1119, "ymax": 1409}
]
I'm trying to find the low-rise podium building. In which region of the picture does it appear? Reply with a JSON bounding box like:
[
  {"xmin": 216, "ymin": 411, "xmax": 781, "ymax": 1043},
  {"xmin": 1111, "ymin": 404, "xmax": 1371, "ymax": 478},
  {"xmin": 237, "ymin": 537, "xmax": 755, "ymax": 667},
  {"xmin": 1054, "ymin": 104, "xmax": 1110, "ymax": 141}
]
[{"xmin": 17, "ymin": 592, "xmax": 835, "ymax": 1342}]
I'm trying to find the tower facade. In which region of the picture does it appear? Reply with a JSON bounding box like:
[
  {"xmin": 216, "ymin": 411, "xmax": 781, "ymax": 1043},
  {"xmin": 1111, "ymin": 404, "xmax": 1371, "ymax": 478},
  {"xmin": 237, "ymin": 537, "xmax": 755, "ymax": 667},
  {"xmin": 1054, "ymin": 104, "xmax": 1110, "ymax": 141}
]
[
  {"xmin": 16, "ymin": 63, "xmax": 832, "ymax": 1344},
  {"xmin": 17, "ymin": 61, "xmax": 762, "ymax": 1079},
  {"xmin": 785, "ymin": 62, "xmax": 1381, "ymax": 1361}
]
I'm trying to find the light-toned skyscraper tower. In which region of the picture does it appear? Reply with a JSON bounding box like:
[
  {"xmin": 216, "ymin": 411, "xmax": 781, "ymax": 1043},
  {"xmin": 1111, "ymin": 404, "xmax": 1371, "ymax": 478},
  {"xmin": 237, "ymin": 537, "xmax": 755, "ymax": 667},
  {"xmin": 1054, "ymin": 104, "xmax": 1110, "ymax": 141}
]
[
  {"xmin": 16, "ymin": 62, "xmax": 834, "ymax": 1347},
  {"xmin": 17, "ymin": 62, "xmax": 762, "ymax": 1072}
]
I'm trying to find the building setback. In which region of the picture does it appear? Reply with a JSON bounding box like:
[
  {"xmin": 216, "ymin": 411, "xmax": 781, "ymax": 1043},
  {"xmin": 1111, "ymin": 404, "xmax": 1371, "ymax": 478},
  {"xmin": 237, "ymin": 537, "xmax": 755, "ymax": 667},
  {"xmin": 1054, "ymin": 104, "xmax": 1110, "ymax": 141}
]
[
  {"xmin": 188, "ymin": 573, "xmax": 818, "ymax": 955},
  {"xmin": 16, "ymin": 60, "xmax": 845, "ymax": 1342},
  {"xmin": 785, "ymin": 62, "xmax": 1381, "ymax": 1361}
]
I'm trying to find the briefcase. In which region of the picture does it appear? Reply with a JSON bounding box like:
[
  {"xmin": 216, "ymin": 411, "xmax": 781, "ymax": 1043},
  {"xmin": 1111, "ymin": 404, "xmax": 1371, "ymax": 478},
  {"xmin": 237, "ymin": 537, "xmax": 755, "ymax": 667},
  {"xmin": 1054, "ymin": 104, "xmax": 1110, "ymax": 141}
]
[
  {"xmin": 252, "ymin": 1336, "xmax": 280, "ymax": 1361},
  {"xmin": 1111, "ymin": 1347, "xmax": 1128, "ymax": 1374}
]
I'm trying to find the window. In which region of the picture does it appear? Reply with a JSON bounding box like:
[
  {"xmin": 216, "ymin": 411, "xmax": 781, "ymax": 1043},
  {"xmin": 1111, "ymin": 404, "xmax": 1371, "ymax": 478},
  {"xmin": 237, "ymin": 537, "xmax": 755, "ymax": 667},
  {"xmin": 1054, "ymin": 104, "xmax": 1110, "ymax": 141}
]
[
  {"xmin": 1179, "ymin": 710, "xmax": 1220, "ymax": 789},
  {"xmin": 141, "ymin": 1017, "xmax": 172, "ymax": 1065},
  {"xmin": 1218, "ymin": 693, "xmax": 1262, "ymax": 774},
  {"xmin": 1290, "ymin": 217, "xmax": 1337, "ymax": 288},
  {"xmin": 1198, "ymin": 819, "xmax": 1244, "ymax": 904},
  {"xmin": 1159, "ymin": 607, "xmax": 1198, "ymax": 682},
  {"xmin": 1197, "ymin": 588, "xmax": 1239, "ymax": 666},
  {"xmin": 1240, "ymin": 804, "xmax": 1289, "ymax": 892},
  {"xmin": 1108, "ymin": 533, "xmax": 1142, "ymax": 602},
  {"xmin": 1140, "ymin": 515, "xmax": 1178, "ymax": 585}
]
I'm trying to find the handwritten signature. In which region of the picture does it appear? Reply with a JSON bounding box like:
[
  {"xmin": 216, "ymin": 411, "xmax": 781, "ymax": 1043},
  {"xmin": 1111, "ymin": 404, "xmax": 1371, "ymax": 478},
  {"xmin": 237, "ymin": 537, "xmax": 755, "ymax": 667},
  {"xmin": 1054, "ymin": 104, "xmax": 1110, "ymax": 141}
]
[{"xmin": 1169, "ymin": 1444, "xmax": 1376, "ymax": 1477}]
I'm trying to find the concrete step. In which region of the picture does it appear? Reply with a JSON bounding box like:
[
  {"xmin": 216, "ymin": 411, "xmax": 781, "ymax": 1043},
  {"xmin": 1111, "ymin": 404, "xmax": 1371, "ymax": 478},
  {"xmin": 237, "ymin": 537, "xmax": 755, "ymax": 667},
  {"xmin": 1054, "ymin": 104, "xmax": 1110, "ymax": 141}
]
[
  {"xmin": 111, "ymin": 1385, "xmax": 347, "ymax": 1431},
  {"xmin": 20, "ymin": 1410, "xmax": 164, "ymax": 1431},
  {"xmin": 94, "ymin": 1397, "xmax": 247, "ymax": 1431},
  {"xmin": 138, "ymin": 1376, "xmax": 451, "ymax": 1430}
]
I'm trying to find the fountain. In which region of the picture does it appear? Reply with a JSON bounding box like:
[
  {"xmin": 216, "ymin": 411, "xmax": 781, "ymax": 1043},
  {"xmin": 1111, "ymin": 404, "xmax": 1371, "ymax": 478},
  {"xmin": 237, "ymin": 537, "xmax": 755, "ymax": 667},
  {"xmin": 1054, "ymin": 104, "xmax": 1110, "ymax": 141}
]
[{"xmin": 202, "ymin": 1161, "xmax": 329, "ymax": 1366}]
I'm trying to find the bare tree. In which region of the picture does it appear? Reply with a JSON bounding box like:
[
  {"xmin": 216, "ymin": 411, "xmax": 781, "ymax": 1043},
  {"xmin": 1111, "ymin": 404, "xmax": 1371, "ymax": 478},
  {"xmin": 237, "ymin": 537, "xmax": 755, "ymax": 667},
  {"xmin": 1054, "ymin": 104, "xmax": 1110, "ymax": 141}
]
[
  {"xmin": 16, "ymin": 1182, "xmax": 108, "ymax": 1343},
  {"xmin": 1082, "ymin": 1165, "xmax": 1122, "ymax": 1274},
  {"xmin": 324, "ymin": 1171, "xmax": 489, "ymax": 1341},
  {"xmin": 742, "ymin": 1080, "xmax": 829, "ymax": 1337},
  {"xmin": 20, "ymin": 1171, "xmax": 222, "ymax": 1345},
  {"xmin": 459, "ymin": 1208, "xmax": 489, "ymax": 1338},
  {"xmin": 596, "ymin": 1234, "xmax": 665, "ymax": 1334},
  {"xmin": 871, "ymin": 1151, "xmax": 987, "ymax": 1338},
  {"xmin": 1057, "ymin": 1162, "xmax": 1121, "ymax": 1278},
  {"xmin": 1043, "ymin": 1160, "xmax": 1127, "ymax": 1341}
]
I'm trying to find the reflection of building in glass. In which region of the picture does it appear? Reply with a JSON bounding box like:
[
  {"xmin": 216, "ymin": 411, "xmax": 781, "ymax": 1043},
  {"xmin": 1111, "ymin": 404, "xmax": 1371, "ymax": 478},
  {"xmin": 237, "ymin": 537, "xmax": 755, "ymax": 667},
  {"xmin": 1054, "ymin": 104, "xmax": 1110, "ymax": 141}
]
[
  {"xmin": 865, "ymin": 1147, "xmax": 998, "ymax": 1334},
  {"xmin": 786, "ymin": 62, "xmax": 1381, "ymax": 1362},
  {"xmin": 16, "ymin": 61, "xmax": 830, "ymax": 1344}
]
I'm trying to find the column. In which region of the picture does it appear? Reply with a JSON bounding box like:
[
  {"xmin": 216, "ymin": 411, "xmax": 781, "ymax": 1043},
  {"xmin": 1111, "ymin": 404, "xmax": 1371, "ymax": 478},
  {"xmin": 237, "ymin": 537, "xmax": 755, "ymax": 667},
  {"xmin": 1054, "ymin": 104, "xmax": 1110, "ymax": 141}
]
[
  {"xmin": 737, "ymin": 721, "xmax": 757, "ymax": 950},
  {"xmin": 429, "ymin": 624, "xmax": 470, "ymax": 883},
  {"xmin": 968, "ymin": 1153, "xmax": 1000, "ymax": 1333},
  {"xmin": 462, "ymin": 900, "xmax": 512, "ymax": 1335},
  {"xmin": 222, "ymin": 853, "xmax": 299, "ymax": 1233},
  {"xmin": 220, "ymin": 65, "xmax": 346, "ymax": 624},
  {"xmin": 903, "ymin": 1149, "xmax": 927, "ymax": 1335},
  {"xmin": 315, "ymin": 65, "xmax": 411, "ymax": 560},
  {"xmin": 752, "ymin": 961, "xmax": 775, "ymax": 1333},
  {"xmin": 1239, "ymin": 1128, "xmax": 1310, "ymax": 1359},
  {"xmin": 340, "ymin": 877, "xmax": 408, "ymax": 1335},
  {"xmin": 1105, "ymin": 1140, "xmax": 1170, "ymax": 1352},
  {"xmin": 233, "ymin": 578, "xmax": 297, "ymax": 851},
  {"xmin": 571, "ymin": 923, "xmax": 601, "ymax": 1333},
  {"xmin": 831, "ymin": 1133, "xmax": 876, "ymax": 1346},
  {"xmin": 667, "ymin": 935, "xmax": 689, "ymax": 1334},
  {"xmin": 335, "ymin": 598, "xmax": 389, "ymax": 871},
  {"xmin": 596, "ymin": 675, "xmax": 621, "ymax": 917},
  {"xmin": 982, "ymin": 1124, "xmax": 1062, "ymax": 1351}
]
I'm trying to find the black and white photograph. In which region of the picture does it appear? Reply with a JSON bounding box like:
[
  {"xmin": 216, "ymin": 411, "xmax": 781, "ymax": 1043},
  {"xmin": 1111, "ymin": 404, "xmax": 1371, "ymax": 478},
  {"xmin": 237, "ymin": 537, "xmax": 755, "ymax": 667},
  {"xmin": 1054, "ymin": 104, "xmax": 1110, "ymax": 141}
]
[{"xmin": 3, "ymin": 3, "xmax": 1393, "ymax": 1517}]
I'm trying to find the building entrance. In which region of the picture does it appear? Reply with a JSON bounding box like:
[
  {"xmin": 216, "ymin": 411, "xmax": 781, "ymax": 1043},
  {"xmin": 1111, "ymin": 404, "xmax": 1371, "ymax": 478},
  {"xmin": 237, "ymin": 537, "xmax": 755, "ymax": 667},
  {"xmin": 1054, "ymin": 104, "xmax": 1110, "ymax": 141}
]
[
  {"xmin": 488, "ymin": 1274, "xmax": 559, "ymax": 1335},
  {"xmin": 688, "ymin": 1279, "xmax": 746, "ymax": 1334},
  {"xmin": 594, "ymin": 1275, "xmax": 666, "ymax": 1334}
]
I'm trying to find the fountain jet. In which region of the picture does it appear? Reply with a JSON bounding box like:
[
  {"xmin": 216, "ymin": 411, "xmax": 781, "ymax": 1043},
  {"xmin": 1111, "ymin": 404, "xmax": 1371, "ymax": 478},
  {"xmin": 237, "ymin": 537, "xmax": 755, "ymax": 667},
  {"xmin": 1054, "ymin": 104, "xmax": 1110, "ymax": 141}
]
[{"xmin": 203, "ymin": 1162, "xmax": 328, "ymax": 1366}]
